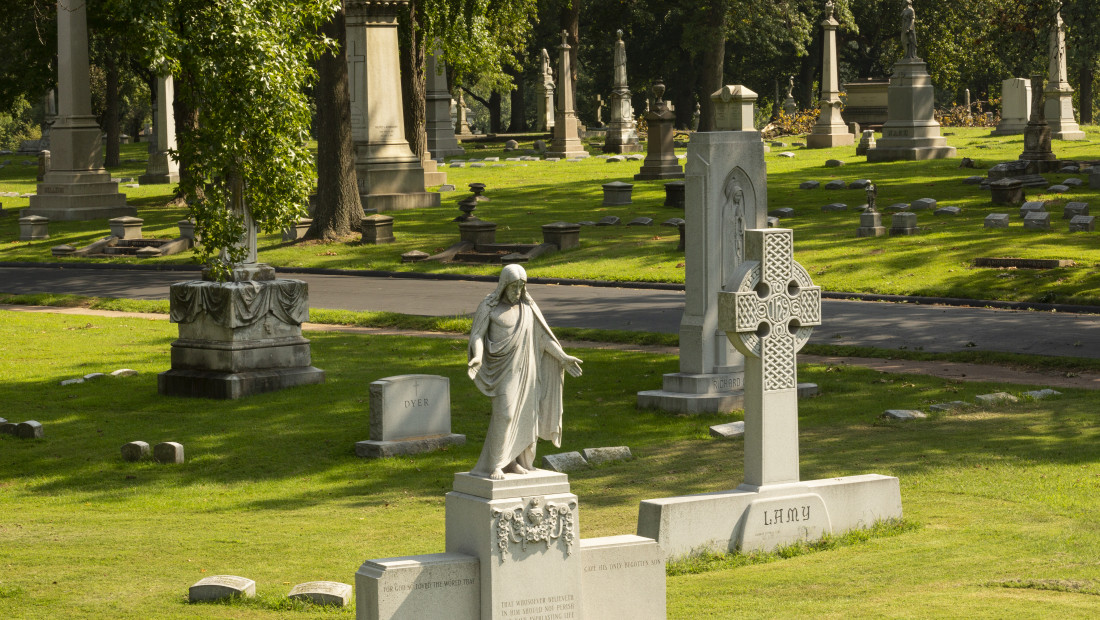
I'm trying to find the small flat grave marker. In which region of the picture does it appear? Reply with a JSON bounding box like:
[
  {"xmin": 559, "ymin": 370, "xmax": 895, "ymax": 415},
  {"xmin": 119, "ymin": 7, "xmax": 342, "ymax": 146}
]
[
  {"xmin": 984, "ymin": 214, "xmax": 1010, "ymax": 229},
  {"xmin": 1020, "ymin": 201, "xmax": 1046, "ymax": 217},
  {"xmin": 910, "ymin": 198, "xmax": 936, "ymax": 211},
  {"xmin": 662, "ymin": 217, "xmax": 685, "ymax": 227},
  {"xmin": 1047, "ymin": 184, "xmax": 1070, "ymax": 193},
  {"xmin": 799, "ymin": 181, "xmax": 820, "ymax": 190},
  {"xmin": 1063, "ymin": 202, "xmax": 1089, "ymax": 219},
  {"xmin": 189, "ymin": 575, "xmax": 256, "ymax": 602},
  {"xmin": 885, "ymin": 203, "xmax": 909, "ymax": 212},
  {"xmin": 627, "ymin": 217, "xmax": 653, "ymax": 226},
  {"xmin": 1023, "ymin": 389, "xmax": 1061, "ymax": 400},
  {"xmin": 824, "ymin": 180, "xmax": 846, "ymax": 190},
  {"xmin": 542, "ymin": 451, "xmax": 589, "ymax": 472},
  {"xmin": 976, "ymin": 392, "xmax": 1018, "ymax": 406},
  {"xmin": 778, "ymin": 152, "xmax": 795, "ymax": 158},
  {"xmin": 890, "ymin": 212, "xmax": 919, "ymax": 235},
  {"xmin": 929, "ymin": 401, "xmax": 970, "ymax": 412},
  {"xmin": 1063, "ymin": 178, "xmax": 1083, "ymax": 187},
  {"xmin": 768, "ymin": 207, "xmax": 794, "ymax": 218},
  {"xmin": 15, "ymin": 420, "xmax": 43, "ymax": 439},
  {"xmin": 821, "ymin": 203, "xmax": 847, "ymax": 212},
  {"xmin": 882, "ymin": 410, "xmax": 927, "ymax": 420},
  {"xmin": 596, "ymin": 216, "xmax": 622, "ymax": 226},
  {"xmin": 963, "ymin": 176, "xmax": 984, "ymax": 185},
  {"xmin": 287, "ymin": 581, "xmax": 353, "ymax": 607},
  {"xmin": 581, "ymin": 446, "xmax": 632, "ymax": 465},
  {"xmin": 935, "ymin": 206, "xmax": 960, "ymax": 215},
  {"xmin": 110, "ymin": 368, "xmax": 137, "ymax": 377},
  {"xmin": 849, "ymin": 179, "xmax": 872, "ymax": 189},
  {"xmin": 1069, "ymin": 215, "xmax": 1095, "ymax": 232},
  {"xmin": 1024, "ymin": 212, "xmax": 1051, "ymax": 230},
  {"xmin": 709, "ymin": 420, "xmax": 745, "ymax": 439}
]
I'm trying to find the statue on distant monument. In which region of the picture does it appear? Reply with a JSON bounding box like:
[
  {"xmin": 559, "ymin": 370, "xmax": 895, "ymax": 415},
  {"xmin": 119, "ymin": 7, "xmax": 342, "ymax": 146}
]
[
  {"xmin": 540, "ymin": 48, "xmax": 552, "ymax": 84},
  {"xmin": 865, "ymin": 182, "xmax": 877, "ymax": 213},
  {"xmin": 467, "ymin": 265, "xmax": 583, "ymax": 480},
  {"xmin": 786, "ymin": 76, "xmax": 794, "ymax": 99},
  {"xmin": 825, "ymin": 0, "xmax": 835, "ymax": 20},
  {"xmin": 902, "ymin": 0, "xmax": 918, "ymax": 59},
  {"xmin": 613, "ymin": 30, "xmax": 628, "ymax": 87}
]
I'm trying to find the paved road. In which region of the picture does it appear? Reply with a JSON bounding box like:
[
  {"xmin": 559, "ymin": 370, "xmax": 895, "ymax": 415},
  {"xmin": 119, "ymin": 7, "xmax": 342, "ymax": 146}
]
[{"xmin": 2, "ymin": 265, "xmax": 1099, "ymax": 359}]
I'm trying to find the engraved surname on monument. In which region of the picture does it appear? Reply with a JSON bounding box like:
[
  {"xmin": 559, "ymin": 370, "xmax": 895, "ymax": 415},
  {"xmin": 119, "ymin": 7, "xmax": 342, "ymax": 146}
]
[
  {"xmin": 498, "ymin": 594, "xmax": 577, "ymax": 619},
  {"xmin": 886, "ymin": 128, "xmax": 912, "ymax": 138},
  {"xmin": 712, "ymin": 375, "xmax": 742, "ymax": 392},
  {"xmin": 739, "ymin": 493, "xmax": 830, "ymax": 551}
]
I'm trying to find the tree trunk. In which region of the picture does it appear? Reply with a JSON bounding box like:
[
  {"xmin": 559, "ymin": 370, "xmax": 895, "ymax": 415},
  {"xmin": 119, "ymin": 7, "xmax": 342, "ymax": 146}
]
[
  {"xmin": 508, "ymin": 69, "xmax": 527, "ymax": 132},
  {"xmin": 307, "ymin": 7, "xmax": 365, "ymax": 241},
  {"xmin": 104, "ymin": 53, "xmax": 120, "ymax": 167},
  {"xmin": 1079, "ymin": 62, "xmax": 1093, "ymax": 124},
  {"xmin": 399, "ymin": 0, "xmax": 427, "ymax": 159},
  {"xmin": 489, "ymin": 91, "xmax": 502, "ymax": 133},
  {"xmin": 173, "ymin": 67, "xmax": 200, "ymax": 198},
  {"xmin": 696, "ymin": 15, "xmax": 726, "ymax": 132}
]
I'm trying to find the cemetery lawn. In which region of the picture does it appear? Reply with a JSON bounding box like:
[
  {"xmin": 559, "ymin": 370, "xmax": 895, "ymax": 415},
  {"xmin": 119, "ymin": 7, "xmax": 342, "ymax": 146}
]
[
  {"xmin": 5, "ymin": 128, "xmax": 1100, "ymax": 304},
  {"xmin": 2, "ymin": 310, "xmax": 1099, "ymax": 618}
]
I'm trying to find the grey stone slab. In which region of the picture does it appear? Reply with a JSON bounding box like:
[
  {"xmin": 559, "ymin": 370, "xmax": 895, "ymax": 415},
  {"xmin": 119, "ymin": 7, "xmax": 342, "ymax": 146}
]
[
  {"xmin": 910, "ymin": 198, "xmax": 936, "ymax": 211},
  {"xmin": 661, "ymin": 217, "xmax": 685, "ymax": 227},
  {"xmin": 60, "ymin": 377, "xmax": 84, "ymax": 386},
  {"xmin": 483, "ymin": 156, "xmax": 499, "ymax": 162},
  {"xmin": 596, "ymin": 216, "xmax": 621, "ymax": 226},
  {"xmin": 83, "ymin": 372, "xmax": 105, "ymax": 381},
  {"xmin": 189, "ymin": 575, "xmax": 256, "ymax": 602},
  {"xmin": 849, "ymin": 179, "xmax": 872, "ymax": 189},
  {"xmin": 626, "ymin": 154, "xmax": 644, "ymax": 161},
  {"xmin": 541, "ymin": 451, "xmax": 589, "ymax": 472},
  {"xmin": 1020, "ymin": 201, "xmax": 1047, "ymax": 217},
  {"xmin": 963, "ymin": 175, "xmax": 984, "ymax": 185},
  {"xmin": 0, "ymin": 422, "xmax": 16, "ymax": 435},
  {"xmin": 1063, "ymin": 178, "xmax": 1083, "ymax": 187},
  {"xmin": 709, "ymin": 420, "xmax": 745, "ymax": 438},
  {"xmin": 369, "ymin": 374, "xmax": 451, "ymax": 442},
  {"xmin": 1024, "ymin": 211, "xmax": 1051, "ymax": 230},
  {"xmin": 581, "ymin": 446, "xmax": 632, "ymax": 465},
  {"xmin": 121, "ymin": 441, "xmax": 149, "ymax": 461},
  {"xmin": 975, "ymin": 392, "xmax": 1018, "ymax": 406},
  {"xmin": 771, "ymin": 141, "xmax": 787, "ymax": 147},
  {"xmin": 984, "ymin": 213, "xmax": 1010, "ymax": 228},
  {"xmin": 792, "ymin": 142, "xmax": 806, "ymax": 147},
  {"xmin": 1069, "ymin": 215, "xmax": 1095, "ymax": 232},
  {"xmin": 824, "ymin": 180, "xmax": 847, "ymax": 190},
  {"xmin": 797, "ymin": 383, "xmax": 819, "ymax": 398},
  {"xmin": 578, "ymin": 221, "xmax": 597, "ymax": 226},
  {"xmin": 1048, "ymin": 184, "xmax": 1070, "ymax": 193},
  {"xmin": 885, "ymin": 203, "xmax": 909, "ymax": 212},
  {"xmin": 1023, "ymin": 389, "xmax": 1061, "ymax": 400},
  {"xmin": 767, "ymin": 216, "xmax": 780, "ymax": 227},
  {"xmin": 287, "ymin": 581, "xmax": 352, "ymax": 607},
  {"xmin": 153, "ymin": 441, "xmax": 184, "ymax": 463},
  {"xmin": 799, "ymin": 180, "xmax": 820, "ymax": 189},
  {"xmin": 469, "ymin": 163, "xmax": 486, "ymax": 168},
  {"xmin": 110, "ymin": 368, "xmax": 138, "ymax": 377},
  {"xmin": 15, "ymin": 420, "xmax": 43, "ymax": 439},
  {"xmin": 627, "ymin": 217, "xmax": 653, "ymax": 226},
  {"xmin": 882, "ymin": 410, "xmax": 927, "ymax": 420},
  {"xmin": 929, "ymin": 401, "xmax": 970, "ymax": 413},
  {"xmin": 1063, "ymin": 202, "xmax": 1089, "ymax": 218},
  {"xmin": 778, "ymin": 152, "xmax": 795, "ymax": 158},
  {"xmin": 825, "ymin": 159, "xmax": 844, "ymax": 167},
  {"xmin": 1059, "ymin": 164, "xmax": 1080, "ymax": 173},
  {"xmin": 768, "ymin": 207, "xmax": 795, "ymax": 218},
  {"xmin": 935, "ymin": 206, "xmax": 961, "ymax": 215},
  {"xmin": 606, "ymin": 155, "xmax": 624, "ymax": 163},
  {"xmin": 821, "ymin": 203, "xmax": 847, "ymax": 212}
]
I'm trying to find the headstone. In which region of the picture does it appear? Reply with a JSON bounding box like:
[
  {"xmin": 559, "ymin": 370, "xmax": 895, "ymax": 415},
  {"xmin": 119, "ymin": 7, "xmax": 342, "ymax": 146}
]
[
  {"xmin": 345, "ymin": 1, "xmax": 440, "ymax": 211},
  {"xmin": 637, "ymin": 130, "xmax": 766, "ymax": 414},
  {"xmin": 711, "ymin": 85, "xmax": 757, "ymax": 132},
  {"xmin": 777, "ymin": 151, "xmax": 795, "ymax": 158},
  {"xmin": 824, "ymin": 180, "xmax": 846, "ymax": 189},
  {"xmin": 121, "ymin": 441, "xmax": 149, "ymax": 462},
  {"xmin": 0, "ymin": 422, "xmax": 16, "ymax": 436},
  {"xmin": 769, "ymin": 207, "xmax": 794, "ymax": 218},
  {"xmin": 601, "ymin": 181, "xmax": 634, "ymax": 205},
  {"xmin": 1048, "ymin": 184, "xmax": 1070, "ymax": 193},
  {"xmin": 360, "ymin": 214, "xmax": 395, "ymax": 244},
  {"xmin": 287, "ymin": 581, "xmax": 353, "ymax": 607},
  {"xmin": 1024, "ymin": 211, "xmax": 1051, "ymax": 230},
  {"xmin": 15, "ymin": 420, "xmax": 44, "ymax": 439},
  {"xmin": 595, "ymin": 216, "xmax": 621, "ymax": 226},
  {"xmin": 867, "ymin": 2, "xmax": 955, "ymax": 162},
  {"xmin": 799, "ymin": 181, "xmax": 820, "ymax": 189},
  {"xmin": 821, "ymin": 203, "xmax": 847, "ymax": 212},
  {"xmin": 355, "ymin": 374, "xmax": 465, "ymax": 458},
  {"xmin": 189, "ymin": 576, "xmax": 256, "ymax": 602},
  {"xmin": 709, "ymin": 420, "xmax": 745, "ymax": 438},
  {"xmin": 990, "ymin": 178, "xmax": 1025, "ymax": 204},
  {"xmin": 503, "ymin": 140, "xmax": 518, "ymax": 151},
  {"xmin": 1024, "ymin": 389, "xmax": 1061, "ymax": 400},
  {"xmin": 1020, "ymin": 201, "xmax": 1046, "ymax": 218},
  {"xmin": 664, "ymin": 180, "xmax": 686, "ymax": 208},
  {"xmin": 547, "ymin": 31, "xmax": 589, "ymax": 159},
  {"xmin": 662, "ymin": 217, "xmax": 685, "ymax": 227},
  {"xmin": 885, "ymin": 203, "xmax": 909, "ymax": 212},
  {"xmin": 60, "ymin": 377, "xmax": 83, "ymax": 386},
  {"xmin": 153, "ymin": 442, "xmax": 184, "ymax": 464},
  {"xmin": 1069, "ymin": 215, "xmax": 1095, "ymax": 232},
  {"xmin": 910, "ymin": 198, "xmax": 936, "ymax": 211},
  {"xmin": 535, "ymin": 49, "xmax": 556, "ymax": 132},
  {"xmin": 139, "ymin": 74, "xmax": 180, "ymax": 184},
  {"xmin": 627, "ymin": 217, "xmax": 653, "ymax": 226},
  {"xmin": 934, "ymin": 206, "xmax": 960, "ymax": 215},
  {"xmin": 639, "ymin": 228, "xmax": 902, "ymax": 557},
  {"xmin": 1045, "ymin": 11, "xmax": 1085, "ymax": 140},
  {"xmin": 425, "ymin": 44, "xmax": 464, "ymax": 158},
  {"xmin": 36, "ymin": 149, "xmax": 50, "ymax": 182},
  {"xmin": 1063, "ymin": 177, "xmax": 1083, "ymax": 187},
  {"xmin": 1061, "ymin": 164, "xmax": 1081, "ymax": 173},
  {"xmin": 581, "ymin": 446, "xmax": 632, "ymax": 465},
  {"xmin": 18, "ymin": 215, "xmax": 49, "ymax": 240},
  {"xmin": 994, "ymin": 78, "xmax": 1031, "ymax": 135},
  {"xmin": 808, "ymin": 7, "xmax": 854, "ymax": 148},
  {"xmin": 23, "ymin": 0, "xmax": 132, "ymax": 221},
  {"xmin": 890, "ymin": 212, "xmax": 919, "ymax": 235},
  {"xmin": 882, "ymin": 410, "xmax": 927, "ymax": 420},
  {"xmin": 1020, "ymin": 75, "xmax": 1057, "ymax": 170},
  {"xmin": 454, "ymin": 90, "xmax": 473, "ymax": 137},
  {"xmin": 984, "ymin": 214, "xmax": 1010, "ymax": 228},
  {"xmin": 857, "ymin": 211, "xmax": 886, "ymax": 237},
  {"xmin": 541, "ymin": 222, "xmax": 581, "ymax": 250},
  {"xmin": 634, "ymin": 80, "xmax": 683, "ymax": 179},
  {"xmin": 976, "ymin": 392, "xmax": 1018, "ymax": 406},
  {"xmin": 849, "ymin": 179, "xmax": 872, "ymax": 189},
  {"xmin": 542, "ymin": 451, "xmax": 589, "ymax": 472},
  {"xmin": 603, "ymin": 31, "xmax": 641, "ymax": 154},
  {"xmin": 856, "ymin": 129, "xmax": 876, "ymax": 156}
]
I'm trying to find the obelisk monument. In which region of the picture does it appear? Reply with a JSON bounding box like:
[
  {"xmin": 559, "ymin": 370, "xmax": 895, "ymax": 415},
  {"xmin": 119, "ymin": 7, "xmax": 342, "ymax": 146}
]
[{"xmin": 807, "ymin": 2, "xmax": 853, "ymax": 148}]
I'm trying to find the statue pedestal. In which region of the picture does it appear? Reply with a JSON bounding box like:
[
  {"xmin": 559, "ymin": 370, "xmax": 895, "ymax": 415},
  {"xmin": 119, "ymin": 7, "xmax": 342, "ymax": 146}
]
[
  {"xmin": 867, "ymin": 59, "xmax": 955, "ymax": 162},
  {"xmin": 634, "ymin": 110, "xmax": 683, "ymax": 180},
  {"xmin": 1044, "ymin": 84, "xmax": 1086, "ymax": 141}
]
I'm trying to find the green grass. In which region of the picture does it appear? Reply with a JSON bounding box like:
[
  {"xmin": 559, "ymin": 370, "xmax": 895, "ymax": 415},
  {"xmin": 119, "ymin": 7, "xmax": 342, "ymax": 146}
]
[
  {"xmin": 1, "ymin": 310, "xmax": 1099, "ymax": 618},
  {"xmin": 6, "ymin": 130, "xmax": 1100, "ymax": 303}
]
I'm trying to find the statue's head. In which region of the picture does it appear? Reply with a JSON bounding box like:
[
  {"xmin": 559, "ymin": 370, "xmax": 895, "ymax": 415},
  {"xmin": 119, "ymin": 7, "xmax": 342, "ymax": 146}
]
[{"xmin": 498, "ymin": 264, "xmax": 528, "ymax": 304}]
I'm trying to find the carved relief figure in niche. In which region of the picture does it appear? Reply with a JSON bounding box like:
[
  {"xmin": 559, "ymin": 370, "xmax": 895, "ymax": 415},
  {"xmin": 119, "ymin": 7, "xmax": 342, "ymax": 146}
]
[
  {"xmin": 468, "ymin": 265, "xmax": 583, "ymax": 480},
  {"xmin": 721, "ymin": 172, "xmax": 748, "ymax": 290},
  {"xmin": 901, "ymin": 0, "xmax": 918, "ymax": 59}
]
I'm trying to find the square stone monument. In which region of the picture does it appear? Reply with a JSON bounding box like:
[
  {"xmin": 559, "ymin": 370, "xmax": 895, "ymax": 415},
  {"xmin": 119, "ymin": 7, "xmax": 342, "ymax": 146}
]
[
  {"xmin": 637, "ymin": 228, "xmax": 902, "ymax": 558},
  {"xmin": 637, "ymin": 130, "xmax": 765, "ymax": 413},
  {"xmin": 355, "ymin": 374, "xmax": 466, "ymax": 457},
  {"xmin": 546, "ymin": 31, "xmax": 589, "ymax": 160},
  {"xmin": 807, "ymin": 5, "xmax": 854, "ymax": 149},
  {"xmin": 345, "ymin": 1, "xmax": 440, "ymax": 211},
  {"xmin": 993, "ymin": 78, "xmax": 1031, "ymax": 136},
  {"xmin": 24, "ymin": 0, "xmax": 132, "ymax": 221}
]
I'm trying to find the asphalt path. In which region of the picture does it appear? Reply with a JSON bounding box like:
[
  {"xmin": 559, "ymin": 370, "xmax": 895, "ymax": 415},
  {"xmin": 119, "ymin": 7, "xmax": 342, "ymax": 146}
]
[{"xmin": 2, "ymin": 265, "xmax": 1099, "ymax": 359}]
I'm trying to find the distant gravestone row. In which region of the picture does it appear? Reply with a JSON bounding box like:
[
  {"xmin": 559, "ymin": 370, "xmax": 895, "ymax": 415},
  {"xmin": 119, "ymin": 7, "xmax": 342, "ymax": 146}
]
[
  {"xmin": 120, "ymin": 441, "xmax": 184, "ymax": 463},
  {"xmin": 541, "ymin": 446, "xmax": 632, "ymax": 473},
  {"xmin": 883, "ymin": 389, "xmax": 1060, "ymax": 421},
  {"xmin": 0, "ymin": 418, "xmax": 43, "ymax": 439},
  {"xmin": 188, "ymin": 575, "xmax": 352, "ymax": 607}
]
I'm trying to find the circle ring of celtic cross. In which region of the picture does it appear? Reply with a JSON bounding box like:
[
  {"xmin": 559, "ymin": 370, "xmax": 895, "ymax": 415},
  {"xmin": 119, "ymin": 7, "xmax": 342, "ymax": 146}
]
[{"xmin": 729, "ymin": 256, "xmax": 817, "ymax": 358}]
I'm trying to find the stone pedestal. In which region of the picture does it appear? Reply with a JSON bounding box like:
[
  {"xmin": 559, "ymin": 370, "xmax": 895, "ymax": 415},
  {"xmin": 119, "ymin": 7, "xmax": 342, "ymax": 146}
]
[
  {"xmin": 360, "ymin": 214, "xmax": 395, "ymax": 244},
  {"xmin": 635, "ymin": 84, "xmax": 683, "ymax": 181},
  {"xmin": 542, "ymin": 222, "xmax": 580, "ymax": 250},
  {"xmin": 425, "ymin": 46, "xmax": 464, "ymax": 158},
  {"xmin": 24, "ymin": 0, "xmax": 131, "ymax": 221},
  {"xmin": 663, "ymin": 181, "xmax": 685, "ymax": 208},
  {"xmin": 19, "ymin": 215, "xmax": 49, "ymax": 240},
  {"xmin": 990, "ymin": 179, "xmax": 1025, "ymax": 205},
  {"xmin": 345, "ymin": 1, "xmax": 440, "ymax": 212},
  {"xmin": 856, "ymin": 211, "xmax": 886, "ymax": 237},
  {"xmin": 459, "ymin": 220, "xmax": 497, "ymax": 246},
  {"xmin": 807, "ymin": 17, "xmax": 854, "ymax": 149},
  {"xmin": 547, "ymin": 33, "xmax": 589, "ymax": 160},
  {"xmin": 601, "ymin": 181, "xmax": 633, "ymax": 205},
  {"xmin": 866, "ymin": 59, "xmax": 955, "ymax": 162},
  {"xmin": 993, "ymin": 78, "xmax": 1030, "ymax": 136},
  {"xmin": 109, "ymin": 216, "xmax": 143, "ymax": 240},
  {"xmin": 139, "ymin": 74, "xmax": 180, "ymax": 185},
  {"xmin": 711, "ymin": 85, "xmax": 757, "ymax": 132},
  {"xmin": 889, "ymin": 212, "xmax": 919, "ymax": 235},
  {"xmin": 158, "ymin": 266, "xmax": 325, "ymax": 399},
  {"xmin": 856, "ymin": 130, "xmax": 876, "ymax": 156},
  {"xmin": 637, "ymin": 131, "xmax": 765, "ymax": 414}
]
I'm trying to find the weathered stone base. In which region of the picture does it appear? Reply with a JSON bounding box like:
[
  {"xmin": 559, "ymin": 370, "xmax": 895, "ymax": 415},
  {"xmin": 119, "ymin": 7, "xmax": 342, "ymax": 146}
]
[
  {"xmin": 991, "ymin": 121, "xmax": 1027, "ymax": 136},
  {"xmin": 22, "ymin": 204, "xmax": 136, "ymax": 221},
  {"xmin": 138, "ymin": 172, "xmax": 180, "ymax": 185},
  {"xmin": 355, "ymin": 433, "xmax": 466, "ymax": 458},
  {"xmin": 634, "ymin": 170, "xmax": 686, "ymax": 180},
  {"xmin": 806, "ymin": 131, "xmax": 854, "ymax": 149},
  {"xmin": 637, "ymin": 371, "xmax": 745, "ymax": 414},
  {"xmin": 363, "ymin": 191, "xmax": 441, "ymax": 212},
  {"xmin": 857, "ymin": 226, "xmax": 887, "ymax": 237},
  {"xmin": 637, "ymin": 474, "xmax": 902, "ymax": 558},
  {"xmin": 157, "ymin": 365, "xmax": 325, "ymax": 400},
  {"xmin": 866, "ymin": 145, "xmax": 956, "ymax": 162}
]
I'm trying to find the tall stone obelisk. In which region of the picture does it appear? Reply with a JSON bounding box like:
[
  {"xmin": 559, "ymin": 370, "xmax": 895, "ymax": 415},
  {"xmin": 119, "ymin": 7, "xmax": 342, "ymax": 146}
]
[
  {"xmin": 345, "ymin": 0, "xmax": 439, "ymax": 211},
  {"xmin": 546, "ymin": 31, "xmax": 589, "ymax": 159},
  {"xmin": 1044, "ymin": 9, "xmax": 1085, "ymax": 141},
  {"xmin": 603, "ymin": 30, "xmax": 640, "ymax": 153},
  {"xmin": 807, "ymin": 2, "xmax": 853, "ymax": 148},
  {"xmin": 25, "ymin": 0, "xmax": 132, "ymax": 220},
  {"xmin": 535, "ymin": 49, "xmax": 555, "ymax": 132},
  {"xmin": 139, "ymin": 74, "xmax": 180, "ymax": 185},
  {"xmin": 425, "ymin": 44, "xmax": 464, "ymax": 158}
]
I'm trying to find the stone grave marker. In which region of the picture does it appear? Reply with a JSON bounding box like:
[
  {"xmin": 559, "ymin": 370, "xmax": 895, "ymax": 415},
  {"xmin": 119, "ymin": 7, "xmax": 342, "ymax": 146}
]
[
  {"xmin": 1063, "ymin": 178, "xmax": 1083, "ymax": 187},
  {"xmin": 355, "ymin": 375, "xmax": 464, "ymax": 458},
  {"xmin": 935, "ymin": 206, "xmax": 960, "ymax": 215},
  {"xmin": 1024, "ymin": 389, "xmax": 1061, "ymax": 399},
  {"xmin": 1020, "ymin": 201, "xmax": 1046, "ymax": 217},
  {"xmin": 883, "ymin": 410, "xmax": 927, "ymax": 420},
  {"xmin": 929, "ymin": 401, "xmax": 970, "ymax": 412},
  {"xmin": 153, "ymin": 442, "xmax": 184, "ymax": 464},
  {"xmin": 821, "ymin": 203, "xmax": 847, "ymax": 212},
  {"xmin": 287, "ymin": 581, "xmax": 352, "ymax": 607},
  {"xmin": 856, "ymin": 130, "xmax": 876, "ymax": 156},
  {"xmin": 547, "ymin": 31, "xmax": 589, "ymax": 159},
  {"xmin": 542, "ymin": 451, "xmax": 589, "ymax": 472},
  {"xmin": 121, "ymin": 441, "xmax": 150, "ymax": 461},
  {"xmin": 849, "ymin": 179, "xmax": 872, "ymax": 189},
  {"xmin": 890, "ymin": 212, "xmax": 919, "ymax": 235},
  {"xmin": 189, "ymin": 575, "xmax": 255, "ymax": 602},
  {"xmin": 638, "ymin": 228, "xmax": 902, "ymax": 557},
  {"xmin": 0, "ymin": 421, "xmax": 16, "ymax": 436},
  {"xmin": 603, "ymin": 31, "xmax": 642, "ymax": 154},
  {"xmin": 19, "ymin": 215, "xmax": 49, "ymax": 240},
  {"xmin": 1024, "ymin": 212, "xmax": 1051, "ymax": 230},
  {"xmin": 885, "ymin": 203, "xmax": 908, "ymax": 212},
  {"xmin": 627, "ymin": 217, "xmax": 653, "ymax": 226},
  {"xmin": 990, "ymin": 178, "xmax": 1024, "ymax": 204},
  {"xmin": 769, "ymin": 207, "xmax": 794, "ymax": 218},
  {"xmin": 807, "ymin": 9, "xmax": 854, "ymax": 148},
  {"xmin": 602, "ymin": 181, "xmax": 633, "ymax": 205},
  {"xmin": 985, "ymin": 213, "xmax": 1010, "ymax": 228},
  {"xmin": 910, "ymin": 198, "xmax": 936, "ymax": 211},
  {"xmin": 824, "ymin": 180, "xmax": 846, "ymax": 189},
  {"xmin": 800, "ymin": 181, "xmax": 820, "ymax": 190},
  {"xmin": 994, "ymin": 78, "xmax": 1030, "ymax": 135},
  {"xmin": 1048, "ymin": 184, "xmax": 1069, "ymax": 193},
  {"xmin": 825, "ymin": 159, "xmax": 844, "ymax": 167},
  {"xmin": 709, "ymin": 420, "xmax": 745, "ymax": 438},
  {"xmin": 1069, "ymin": 215, "xmax": 1095, "ymax": 232},
  {"xmin": 857, "ymin": 210, "xmax": 886, "ymax": 237},
  {"xmin": 596, "ymin": 216, "xmax": 621, "ymax": 226},
  {"xmin": 634, "ymin": 79, "xmax": 683, "ymax": 180},
  {"xmin": 15, "ymin": 421, "xmax": 43, "ymax": 439},
  {"xmin": 976, "ymin": 392, "xmax": 1018, "ymax": 405},
  {"xmin": 1045, "ymin": 11, "xmax": 1085, "ymax": 140},
  {"xmin": 581, "ymin": 446, "xmax": 631, "ymax": 465}
]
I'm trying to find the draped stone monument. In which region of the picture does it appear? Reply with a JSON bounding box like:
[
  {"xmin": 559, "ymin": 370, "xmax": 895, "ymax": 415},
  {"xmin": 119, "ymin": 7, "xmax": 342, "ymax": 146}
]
[
  {"xmin": 345, "ymin": 0, "xmax": 440, "ymax": 211},
  {"xmin": 355, "ymin": 266, "xmax": 666, "ymax": 619},
  {"xmin": 637, "ymin": 109, "xmax": 765, "ymax": 413},
  {"xmin": 638, "ymin": 228, "xmax": 903, "ymax": 558},
  {"xmin": 547, "ymin": 32, "xmax": 589, "ymax": 159},
  {"xmin": 866, "ymin": 1, "xmax": 955, "ymax": 162},
  {"xmin": 993, "ymin": 78, "xmax": 1031, "ymax": 136},
  {"xmin": 807, "ymin": 2, "xmax": 853, "ymax": 149},
  {"xmin": 425, "ymin": 45, "xmax": 464, "ymax": 158},
  {"xmin": 25, "ymin": 0, "xmax": 132, "ymax": 221},
  {"xmin": 139, "ymin": 74, "xmax": 180, "ymax": 185},
  {"xmin": 1044, "ymin": 9, "xmax": 1085, "ymax": 141},
  {"xmin": 603, "ymin": 30, "xmax": 641, "ymax": 154},
  {"xmin": 536, "ymin": 49, "xmax": 556, "ymax": 132}
]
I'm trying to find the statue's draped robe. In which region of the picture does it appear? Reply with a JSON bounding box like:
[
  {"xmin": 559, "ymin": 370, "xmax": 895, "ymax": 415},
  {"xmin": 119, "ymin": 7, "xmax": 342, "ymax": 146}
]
[{"xmin": 469, "ymin": 282, "xmax": 565, "ymax": 476}]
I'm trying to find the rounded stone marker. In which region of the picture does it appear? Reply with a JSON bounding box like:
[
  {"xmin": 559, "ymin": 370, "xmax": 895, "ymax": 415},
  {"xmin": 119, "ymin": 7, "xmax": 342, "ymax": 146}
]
[
  {"xmin": 15, "ymin": 420, "xmax": 43, "ymax": 439},
  {"xmin": 153, "ymin": 442, "xmax": 185, "ymax": 464},
  {"xmin": 189, "ymin": 575, "xmax": 256, "ymax": 602},
  {"xmin": 287, "ymin": 581, "xmax": 352, "ymax": 607},
  {"xmin": 1, "ymin": 422, "xmax": 19, "ymax": 435},
  {"xmin": 121, "ymin": 441, "xmax": 150, "ymax": 462}
]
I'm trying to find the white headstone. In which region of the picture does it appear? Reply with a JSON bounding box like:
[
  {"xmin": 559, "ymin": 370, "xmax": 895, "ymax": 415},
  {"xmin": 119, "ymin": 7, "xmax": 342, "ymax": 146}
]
[
  {"xmin": 139, "ymin": 74, "xmax": 180, "ymax": 184},
  {"xmin": 994, "ymin": 78, "xmax": 1031, "ymax": 136},
  {"xmin": 355, "ymin": 374, "xmax": 465, "ymax": 458}
]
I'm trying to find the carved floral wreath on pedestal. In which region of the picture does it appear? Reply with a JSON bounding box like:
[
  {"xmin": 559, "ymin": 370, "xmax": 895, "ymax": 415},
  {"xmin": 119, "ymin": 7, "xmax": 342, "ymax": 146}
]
[{"xmin": 491, "ymin": 497, "xmax": 577, "ymax": 561}]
